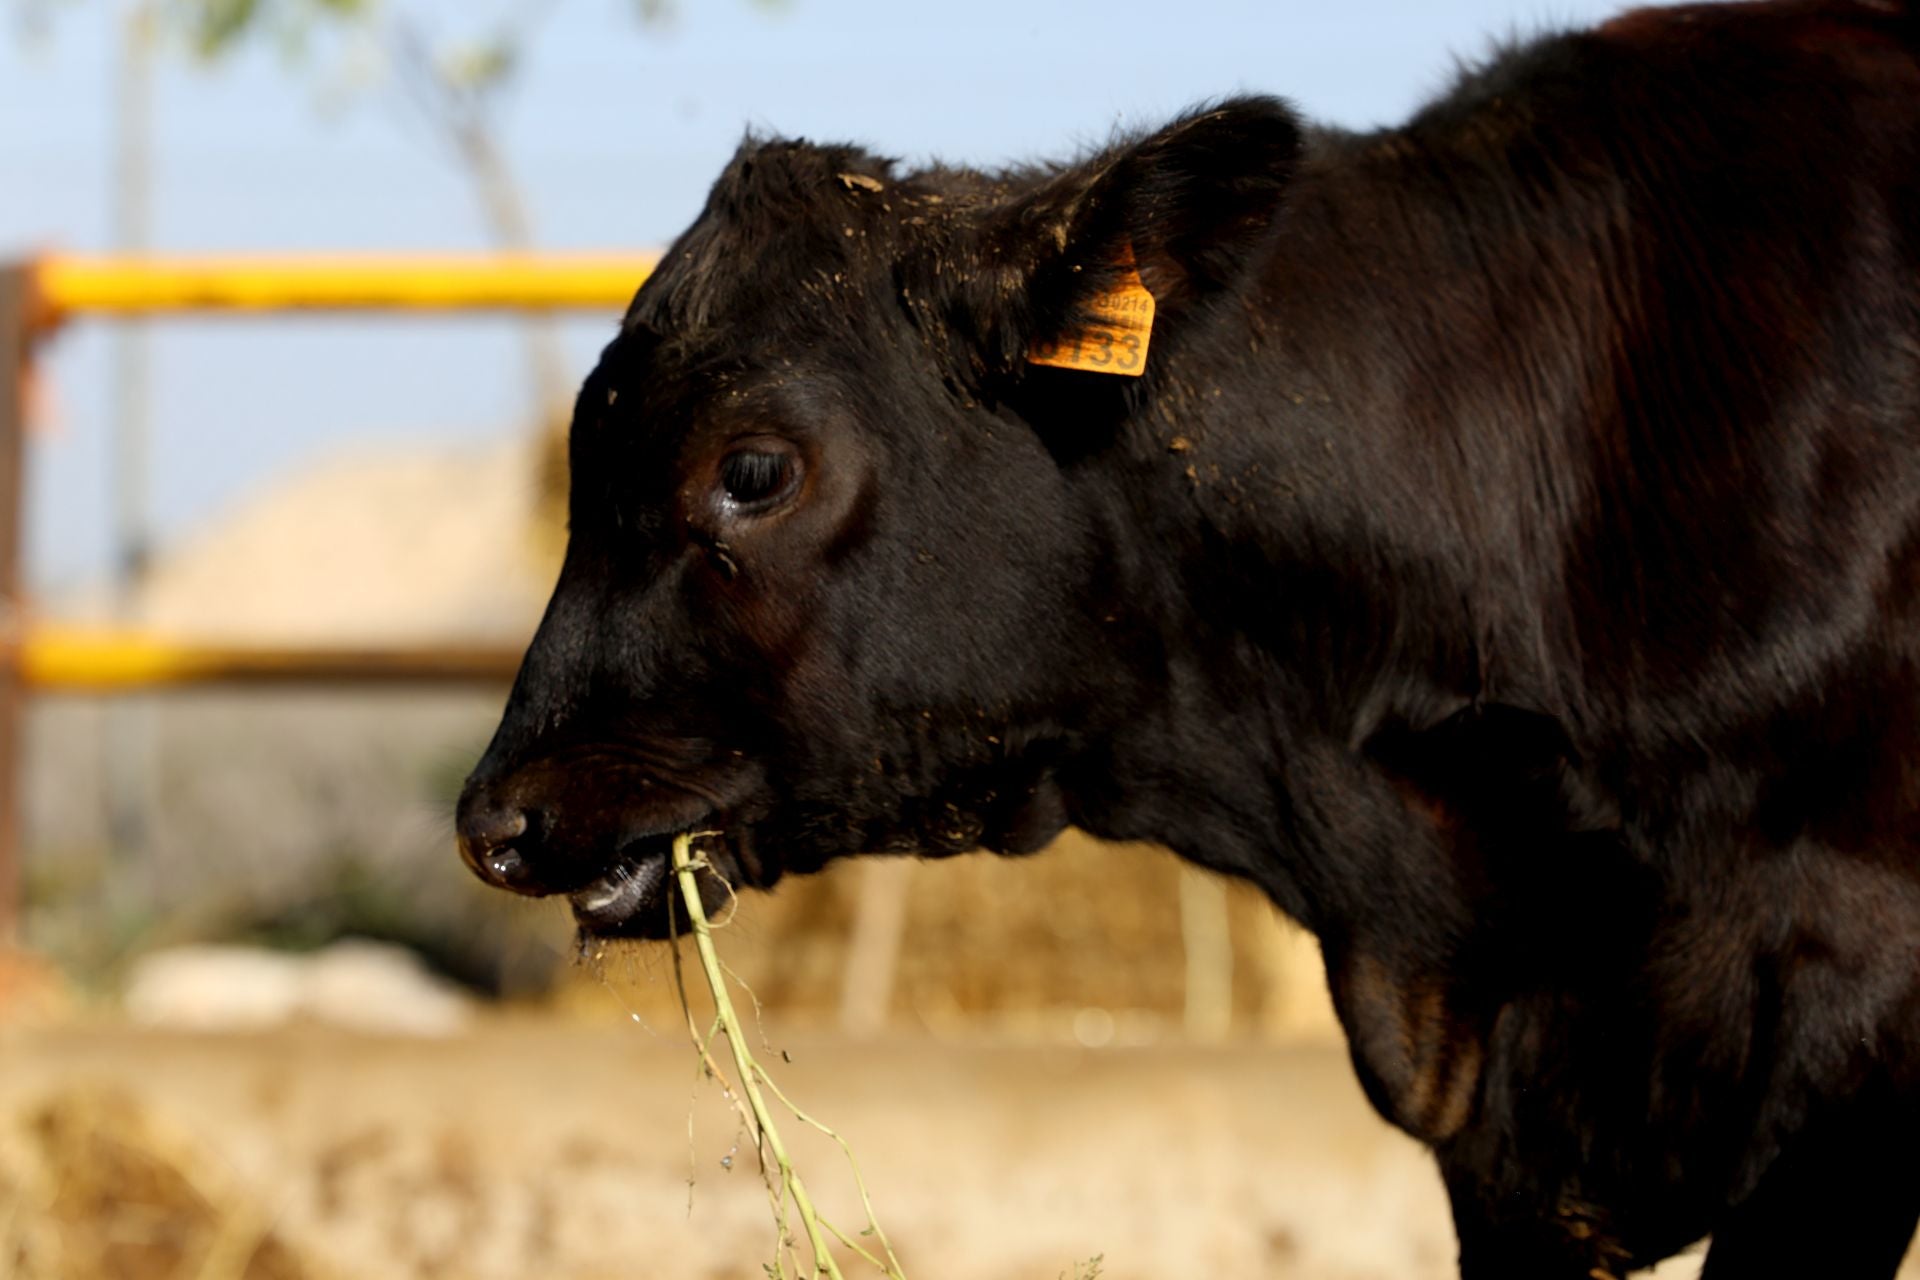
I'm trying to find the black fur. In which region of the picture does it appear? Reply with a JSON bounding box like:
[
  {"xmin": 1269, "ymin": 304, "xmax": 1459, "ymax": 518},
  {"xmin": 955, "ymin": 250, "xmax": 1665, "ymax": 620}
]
[{"xmin": 459, "ymin": 2, "xmax": 1920, "ymax": 1273}]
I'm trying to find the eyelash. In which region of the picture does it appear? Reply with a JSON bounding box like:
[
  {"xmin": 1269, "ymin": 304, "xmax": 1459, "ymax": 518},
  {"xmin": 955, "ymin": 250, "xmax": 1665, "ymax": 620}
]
[{"xmin": 719, "ymin": 450, "xmax": 794, "ymax": 506}]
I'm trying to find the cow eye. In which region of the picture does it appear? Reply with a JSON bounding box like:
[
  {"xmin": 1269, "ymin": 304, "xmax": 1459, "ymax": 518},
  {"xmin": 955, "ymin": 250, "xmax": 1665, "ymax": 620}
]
[{"xmin": 718, "ymin": 449, "xmax": 796, "ymax": 508}]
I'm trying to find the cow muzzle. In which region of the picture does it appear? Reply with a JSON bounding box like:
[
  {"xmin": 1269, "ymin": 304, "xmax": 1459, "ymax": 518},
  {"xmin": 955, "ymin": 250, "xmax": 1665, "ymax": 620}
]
[{"xmin": 455, "ymin": 750, "xmax": 760, "ymax": 937}]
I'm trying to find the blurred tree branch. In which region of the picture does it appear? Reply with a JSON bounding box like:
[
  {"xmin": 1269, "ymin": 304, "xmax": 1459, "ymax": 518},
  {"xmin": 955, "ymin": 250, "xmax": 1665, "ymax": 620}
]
[
  {"xmin": 381, "ymin": 0, "xmax": 574, "ymax": 423},
  {"xmin": 187, "ymin": 0, "xmax": 588, "ymax": 424},
  {"xmin": 8, "ymin": 0, "xmax": 779, "ymax": 427}
]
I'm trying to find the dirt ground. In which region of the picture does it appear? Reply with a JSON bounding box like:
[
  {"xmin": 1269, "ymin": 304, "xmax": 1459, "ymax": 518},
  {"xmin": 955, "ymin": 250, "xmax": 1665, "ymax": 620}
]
[{"xmin": 8, "ymin": 1017, "xmax": 1907, "ymax": 1280}]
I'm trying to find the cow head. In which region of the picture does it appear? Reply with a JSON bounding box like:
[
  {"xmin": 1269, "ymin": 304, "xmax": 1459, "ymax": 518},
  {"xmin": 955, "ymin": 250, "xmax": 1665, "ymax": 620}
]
[{"xmin": 456, "ymin": 99, "xmax": 1301, "ymax": 937}]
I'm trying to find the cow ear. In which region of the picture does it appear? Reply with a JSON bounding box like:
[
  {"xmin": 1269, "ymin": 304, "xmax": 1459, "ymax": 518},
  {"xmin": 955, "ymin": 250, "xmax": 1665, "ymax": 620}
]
[{"xmin": 972, "ymin": 97, "xmax": 1303, "ymax": 377}]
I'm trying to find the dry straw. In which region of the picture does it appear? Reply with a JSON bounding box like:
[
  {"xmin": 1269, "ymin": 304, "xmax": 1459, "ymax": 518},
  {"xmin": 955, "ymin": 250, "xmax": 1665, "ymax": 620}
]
[{"xmin": 669, "ymin": 833, "xmax": 907, "ymax": 1280}]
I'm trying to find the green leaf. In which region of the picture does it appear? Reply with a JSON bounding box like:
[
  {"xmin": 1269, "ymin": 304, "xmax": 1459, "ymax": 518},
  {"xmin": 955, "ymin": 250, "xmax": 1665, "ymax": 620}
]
[
  {"xmin": 189, "ymin": 0, "xmax": 262, "ymax": 55},
  {"xmin": 172, "ymin": 0, "xmax": 374, "ymax": 60},
  {"xmin": 443, "ymin": 37, "xmax": 515, "ymax": 91}
]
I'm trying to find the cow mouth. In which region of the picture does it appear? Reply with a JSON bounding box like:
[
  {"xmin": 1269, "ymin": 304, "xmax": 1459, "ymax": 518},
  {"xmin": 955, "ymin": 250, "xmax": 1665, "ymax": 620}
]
[
  {"xmin": 567, "ymin": 828, "xmax": 746, "ymax": 938},
  {"xmin": 568, "ymin": 848, "xmax": 672, "ymax": 930}
]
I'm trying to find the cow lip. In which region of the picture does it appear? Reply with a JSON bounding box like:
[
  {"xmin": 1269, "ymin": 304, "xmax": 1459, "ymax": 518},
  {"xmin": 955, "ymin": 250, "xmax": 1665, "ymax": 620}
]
[
  {"xmin": 568, "ymin": 852, "xmax": 670, "ymax": 925},
  {"xmin": 568, "ymin": 821, "xmax": 724, "ymax": 932}
]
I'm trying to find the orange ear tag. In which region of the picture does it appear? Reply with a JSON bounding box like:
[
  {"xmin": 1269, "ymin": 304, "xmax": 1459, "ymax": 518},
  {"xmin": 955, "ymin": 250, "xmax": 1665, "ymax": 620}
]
[{"xmin": 1027, "ymin": 257, "xmax": 1156, "ymax": 377}]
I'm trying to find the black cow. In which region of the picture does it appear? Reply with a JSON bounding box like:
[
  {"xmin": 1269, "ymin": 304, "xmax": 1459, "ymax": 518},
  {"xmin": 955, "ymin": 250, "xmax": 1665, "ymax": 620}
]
[{"xmin": 458, "ymin": 1, "xmax": 1920, "ymax": 1273}]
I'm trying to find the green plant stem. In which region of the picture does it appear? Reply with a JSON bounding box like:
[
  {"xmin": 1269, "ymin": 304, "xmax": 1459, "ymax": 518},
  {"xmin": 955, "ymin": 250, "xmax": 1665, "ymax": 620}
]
[
  {"xmin": 672, "ymin": 834, "xmax": 843, "ymax": 1279},
  {"xmin": 752, "ymin": 1068, "xmax": 906, "ymax": 1277}
]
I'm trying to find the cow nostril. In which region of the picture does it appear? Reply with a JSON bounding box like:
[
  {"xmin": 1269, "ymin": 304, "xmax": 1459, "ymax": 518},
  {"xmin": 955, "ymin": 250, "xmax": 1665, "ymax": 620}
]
[
  {"xmin": 483, "ymin": 845, "xmax": 527, "ymax": 885},
  {"xmin": 458, "ymin": 800, "xmax": 546, "ymax": 895}
]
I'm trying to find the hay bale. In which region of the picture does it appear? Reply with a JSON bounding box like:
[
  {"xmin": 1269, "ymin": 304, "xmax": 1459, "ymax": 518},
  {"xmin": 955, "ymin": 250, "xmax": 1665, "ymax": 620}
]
[{"xmin": 12, "ymin": 1090, "xmax": 310, "ymax": 1280}]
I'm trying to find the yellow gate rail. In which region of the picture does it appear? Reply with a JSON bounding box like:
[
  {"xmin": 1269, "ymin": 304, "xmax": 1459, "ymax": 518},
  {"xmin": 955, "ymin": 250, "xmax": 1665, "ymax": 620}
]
[
  {"xmin": 31, "ymin": 251, "xmax": 660, "ymax": 324},
  {"xmin": 17, "ymin": 625, "xmax": 525, "ymax": 692}
]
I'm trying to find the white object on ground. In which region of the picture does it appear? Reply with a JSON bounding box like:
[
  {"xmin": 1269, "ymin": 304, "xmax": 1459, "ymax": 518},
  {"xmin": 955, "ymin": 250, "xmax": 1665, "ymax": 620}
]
[{"xmin": 124, "ymin": 939, "xmax": 472, "ymax": 1036}]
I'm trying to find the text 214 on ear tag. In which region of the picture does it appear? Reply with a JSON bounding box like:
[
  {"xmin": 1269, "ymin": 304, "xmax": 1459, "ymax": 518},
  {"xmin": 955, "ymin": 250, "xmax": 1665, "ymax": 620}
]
[{"xmin": 1027, "ymin": 262, "xmax": 1156, "ymax": 376}]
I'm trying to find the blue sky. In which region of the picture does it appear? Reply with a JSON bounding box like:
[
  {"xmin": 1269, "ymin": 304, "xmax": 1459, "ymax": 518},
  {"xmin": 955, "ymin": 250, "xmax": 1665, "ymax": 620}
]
[{"xmin": 2, "ymin": 0, "xmax": 1657, "ymax": 590}]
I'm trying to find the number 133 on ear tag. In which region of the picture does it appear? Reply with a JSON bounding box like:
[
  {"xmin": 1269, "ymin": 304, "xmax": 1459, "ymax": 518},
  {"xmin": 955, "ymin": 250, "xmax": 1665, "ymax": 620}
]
[{"xmin": 1027, "ymin": 256, "xmax": 1156, "ymax": 377}]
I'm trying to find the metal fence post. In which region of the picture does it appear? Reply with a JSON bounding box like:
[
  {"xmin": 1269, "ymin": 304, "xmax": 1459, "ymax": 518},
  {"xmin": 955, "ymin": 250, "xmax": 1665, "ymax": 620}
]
[{"xmin": 0, "ymin": 264, "xmax": 30, "ymax": 945}]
